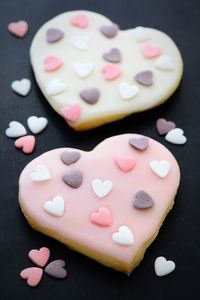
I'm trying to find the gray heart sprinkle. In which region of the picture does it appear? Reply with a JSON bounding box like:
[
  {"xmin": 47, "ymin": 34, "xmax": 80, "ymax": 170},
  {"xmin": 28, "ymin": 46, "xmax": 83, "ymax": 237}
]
[
  {"xmin": 103, "ymin": 48, "xmax": 122, "ymax": 63},
  {"xmin": 63, "ymin": 170, "xmax": 83, "ymax": 188},
  {"xmin": 135, "ymin": 70, "xmax": 153, "ymax": 86},
  {"xmin": 156, "ymin": 118, "xmax": 176, "ymax": 135},
  {"xmin": 61, "ymin": 151, "xmax": 81, "ymax": 165},
  {"xmin": 100, "ymin": 24, "xmax": 119, "ymax": 38},
  {"xmin": 80, "ymin": 88, "xmax": 100, "ymax": 105},
  {"xmin": 46, "ymin": 28, "xmax": 64, "ymax": 43},
  {"xmin": 129, "ymin": 137, "xmax": 149, "ymax": 151},
  {"xmin": 133, "ymin": 190, "xmax": 154, "ymax": 209},
  {"xmin": 44, "ymin": 260, "xmax": 67, "ymax": 279}
]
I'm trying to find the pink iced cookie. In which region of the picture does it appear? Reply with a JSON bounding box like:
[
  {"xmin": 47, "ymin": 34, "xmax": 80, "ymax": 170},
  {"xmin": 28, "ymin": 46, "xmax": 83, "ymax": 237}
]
[{"xmin": 18, "ymin": 134, "xmax": 180, "ymax": 274}]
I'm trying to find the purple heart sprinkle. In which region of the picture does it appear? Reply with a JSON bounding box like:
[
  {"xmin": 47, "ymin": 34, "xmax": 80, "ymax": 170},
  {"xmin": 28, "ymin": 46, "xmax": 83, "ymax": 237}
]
[
  {"xmin": 44, "ymin": 260, "xmax": 67, "ymax": 279},
  {"xmin": 100, "ymin": 24, "xmax": 119, "ymax": 38},
  {"xmin": 63, "ymin": 170, "xmax": 83, "ymax": 188},
  {"xmin": 156, "ymin": 118, "xmax": 176, "ymax": 135},
  {"xmin": 135, "ymin": 70, "xmax": 153, "ymax": 87},
  {"xmin": 80, "ymin": 88, "xmax": 100, "ymax": 105},
  {"xmin": 61, "ymin": 151, "xmax": 81, "ymax": 165},
  {"xmin": 129, "ymin": 137, "xmax": 149, "ymax": 151},
  {"xmin": 46, "ymin": 28, "xmax": 64, "ymax": 43},
  {"xmin": 133, "ymin": 190, "xmax": 154, "ymax": 209},
  {"xmin": 103, "ymin": 48, "xmax": 122, "ymax": 63}
]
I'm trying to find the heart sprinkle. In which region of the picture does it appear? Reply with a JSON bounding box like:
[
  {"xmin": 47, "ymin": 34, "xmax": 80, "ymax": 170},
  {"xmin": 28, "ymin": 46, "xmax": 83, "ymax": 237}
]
[
  {"xmin": 45, "ymin": 260, "xmax": 67, "ymax": 279},
  {"xmin": 155, "ymin": 55, "xmax": 175, "ymax": 71},
  {"xmin": 20, "ymin": 267, "xmax": 43, "ymax": 287},
  {"xmin": 156, "ymin": 118, "xmax": 176, "ymax": 135},
  {"xmin": 135, "ymin": 70, "xmax": 153, "ymax": 86},
  {"xmin": 133, "ymin": 191, "xmax": 154, "ymax": 209},
  {"xmin": 100, "ymin": 23, "xmax": 119, "ymax": 38},
  {"xmin": 63, "ymin": 170, "xmax": 83, "ymax": 188},
  {"xmin": 8, "ymin": 20, "xmax": 28, "ymax": 38},
  {"xmin": 46, "ymin": 28, "xmax": 64, "ymax": 43},
  {"xmin": 30, "ymin": 165, "xmax": 51, "ymax": 181},
  {"xmin": 165, "ymin": 128, "xmax": 187, "ymax": 145},
  {"xmin": 27, "ymin": 116, "xmax": 48, "ymax": 134},
  {"xmin": 44, "ymin": 56, "xmax": 63, "ymax": 72},
  {"xmin": 150, "ymin": 160, "xmax": 170, "ymax": 178},
  {"xmin": 112, "ymin": 226, "xmax": 134, "ymax": 246},
  {"xmin": 70, "ymin": 14, "xmax": 88, "ymax": 29},
  {"xmin": 60, "ymin": 103, "xmax": 81, "ymax": 122},
  {"xmin": 28, "ymin": 247, "xmax": 50, "ymax": 267},
  {"xmin": 129, "ymin": 137, "xmax": 149, "ymax": 150},
  {"xmin": 92, "ymin": 179, "xmax": 113, "ymax": 198},
  {"xmin": 142, "ymin": 44, "xmax": 161, "ymax": 59},
  {"xmin": 46, "ymin": 78, "xmax": 66, "ymax": 96},
  {"xmin": 90, "ymin": 207, "xmax": 112, "ymax": 227},
  {"xmin": 103, "ymin": 48, "xmax": 122, "ymax": 63},
  {"xmin": 119, "ymin": 82, "xmax": 139, "ymax": 100},
  {"xmin": 15, "ymin": 135, "xmax": 35, "ymax": 154},
  {"xmin": 80, "ymin": 88, "xmax": 100, "ymax": 105},
  {"xmin": 115, "ymin": 155, "xmax": 136, "ymax": 172},
  {"xmin": 133, "ymin": 26, "xmax": 151, "ymax": 42},
  {"xmin": 5, "ymin": 121, "xmax": 27, "ymax": 138},
  {"xmin": 43, "ymin": 196, "xmax": 65, "ymax": 217},
  {"xmin": 70, "ymin": 35, "xmax": 89, "ymax": 50},
  {"xmin": 61, "ymin": 151, "xmax": 81, "ymax": 165},
  {"xmin": 154, "ymin": 256, "xmax": 176, "ymax": 277},
  {"xmin": 102, "ymin": 64, "xmax": 122, "ymax": 81},
  {"xmin": 11, "ymin": 78, "xmax": 31, "ymax": 96},
  {"xmin": 73, "ymin": 62, "xmax": 93, "ymax": 78}
]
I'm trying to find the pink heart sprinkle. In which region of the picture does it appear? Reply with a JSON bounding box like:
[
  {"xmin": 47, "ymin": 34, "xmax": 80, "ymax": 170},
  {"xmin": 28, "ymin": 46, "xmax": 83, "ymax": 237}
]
[
  {"xmin": 20, "ymin": 267, "xmax": 43, "ymax": 287},
  {"xmin": 61, "ymin": 104, "xmax": 81, "ymax": 122},
  {"xmin": 90, "ymin": 207, "xmax": 112, "ymax": 227},
  {"xmin": 70, "ymin": 14, "xmax": 88, "ymax": 28},
  {"xmin": 115, "ymin": 155, "xmax": 137, "ymax": 172},
  {"xmin": 15, "ymin": 135, "xmax": 35, "ymax": 154},
  {"xmin": 142, "ymin": 44, "xmax": 161, "ymax": 58},
  {"xmin": 102, "ymin": 64, "xmax": 122, "ymax": 81},
  {"xmin": 44, "ymin": 56, "xmax": 63, "ymax": 72},
  {"xmin": 28, "ymin": 247, "xmax": 50, "ymax": 267},
  {"xmin": 8, "ymin": 20, "xmax": 28, "ymax": 38}
]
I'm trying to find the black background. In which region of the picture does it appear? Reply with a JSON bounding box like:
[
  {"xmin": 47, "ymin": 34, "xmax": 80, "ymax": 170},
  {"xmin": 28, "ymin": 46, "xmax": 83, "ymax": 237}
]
[{"xmin": 0, "ymin": 0, "xmax": 200, "ymax": 299}]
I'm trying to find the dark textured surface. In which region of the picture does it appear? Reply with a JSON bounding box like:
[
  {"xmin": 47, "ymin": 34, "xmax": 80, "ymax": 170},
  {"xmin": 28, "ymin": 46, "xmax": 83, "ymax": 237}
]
[{"xmin": 0, "ymin": 0, "xmax": 199, "ymax": 299}]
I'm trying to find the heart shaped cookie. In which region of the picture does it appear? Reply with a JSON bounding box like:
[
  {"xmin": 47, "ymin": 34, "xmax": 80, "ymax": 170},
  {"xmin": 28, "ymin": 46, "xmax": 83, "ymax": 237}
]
[
  {"xmin": 19, "ymin": 134, "xmax": 180, "ymax": 274},
  {"xmin": 30, "ymin": 11, "xmax": 183, "ymax": 130}
]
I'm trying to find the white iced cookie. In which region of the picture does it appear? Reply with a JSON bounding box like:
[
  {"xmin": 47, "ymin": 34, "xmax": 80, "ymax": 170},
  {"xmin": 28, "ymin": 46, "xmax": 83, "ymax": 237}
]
[{"xmin": 30, "ymin": 11, "xmax": 183, "ymax": 131}]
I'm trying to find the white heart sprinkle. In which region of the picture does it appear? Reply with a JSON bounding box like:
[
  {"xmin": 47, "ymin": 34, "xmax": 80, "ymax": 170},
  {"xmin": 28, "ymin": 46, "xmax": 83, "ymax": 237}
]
[
  {"xmin": 73, "ymin": 62, "xmax": 94, "ymax": 78},
  {"xmin": 155, "ymin": 55, "xmax": 175, "ymax": 71},
  {"xmin": 46, "ymin": 78, "xmax": 66, "ymax": 96},
  {"xmin": 133, "ymin": 26, "xmax": 151, "ymax": 42},
  {"xmin": 43, "ymin": 195, "xmax": 65, "ymax": 217},
  {"xmin": 30, "ymin": 165, "xmax": 51, "ymax": 181},
  {"xmin": 27, "ymin": 116, "xmax": 48, "ymax": 134},
  {"xmin": 11, "ymin": 78, "xmax": 31, "ymax": 96},
  {"xmin": 154, "ymin": 256, "xmax": 176, "ymax": 277},
  {"xmin": 150, "ymin": 160, "xmax": 170, "ymax": 178},
  {"xmin": 165, "ymin": 128, "xmax": 187, "ymax": 145},
  {"xmin": 5, "ymin": 121, "xmax": 27, "ymax": 138},
  {"xmin": 119, "ymin": 82, "xmax": 139, "ymax": 100},
  {"xmin": 92, "ymin": 179, "xmax": 113, "ymax": 198},
  {"xmin": 70, "ymin": 35, "xmax": 89, "ymax": 50},
  {"xmin": 112, "ymin": 226, "xmax": 134, "ymax": 246}
]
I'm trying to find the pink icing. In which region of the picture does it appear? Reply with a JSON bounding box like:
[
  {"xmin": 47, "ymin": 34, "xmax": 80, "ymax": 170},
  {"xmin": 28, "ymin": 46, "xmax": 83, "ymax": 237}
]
[
  {"xmin": 28, "ymin": 247, "xmax": 50, "ymax": 267},
  {"xmin": 19, "ymin": 134, "xmax": 180, "ymax": 267}
]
